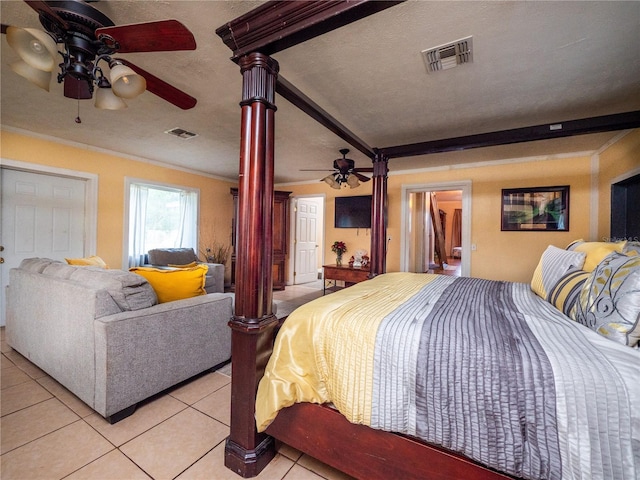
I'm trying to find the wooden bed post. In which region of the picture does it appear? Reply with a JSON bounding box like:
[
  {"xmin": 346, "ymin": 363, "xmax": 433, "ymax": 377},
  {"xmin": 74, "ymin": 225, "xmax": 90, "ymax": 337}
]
[
  {"xmin": 224, "ymin": 52, "xmax": 279, "ymax": 478},
  {"xmin": 370, "ymin": 151, "xmax": 389, "ymax": 276}
]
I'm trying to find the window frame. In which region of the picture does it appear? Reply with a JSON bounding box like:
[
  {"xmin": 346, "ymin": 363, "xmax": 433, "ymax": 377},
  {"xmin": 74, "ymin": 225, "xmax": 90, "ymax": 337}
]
[{"xmin": 123, "ymin": 177, "xmax": 200, "ymax": 268}]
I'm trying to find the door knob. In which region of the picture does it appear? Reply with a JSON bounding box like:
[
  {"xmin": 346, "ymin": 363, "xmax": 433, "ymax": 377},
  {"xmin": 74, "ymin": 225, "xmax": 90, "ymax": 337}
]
[{"xmin": 0, "ymin": 258, "xmax": 4, "ymax": 264}]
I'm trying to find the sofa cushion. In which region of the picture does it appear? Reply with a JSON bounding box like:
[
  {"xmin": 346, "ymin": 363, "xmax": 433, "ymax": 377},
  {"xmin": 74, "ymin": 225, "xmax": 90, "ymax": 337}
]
[
  {"xmin": 42, "ymin": 262, "xmax": 80, "ymax": 279},
  {"xmin": 147, "ymin": 248, "xmax": 198, "ymax": 266},
  {"xmin": 129, "ymin": 264, "xmax": 208, "ymax": 303},
  {"xmin": 65, "ymin": 255, "xmax": 109, "ymax": 268},
  {"xmin": 19, "ymin": 257, "xmax": 59, "ymax": 273},
  {"xmin": 68, "ymin": 267, "xmax": 158, "ymax": 311}
]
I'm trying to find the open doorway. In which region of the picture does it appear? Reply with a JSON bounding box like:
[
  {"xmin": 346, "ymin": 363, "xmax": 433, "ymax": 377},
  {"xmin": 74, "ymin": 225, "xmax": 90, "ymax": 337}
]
[
  {"xmin": 611, "ymin": 171, "xmax": 640, "ymax": 241},
  {"xmin": 289, "ymin": 195, "xmax": 325, "ymax": 285},
  {"xmin": 401, "ymin": 181, "xmax": 471, "ymax": 277}
]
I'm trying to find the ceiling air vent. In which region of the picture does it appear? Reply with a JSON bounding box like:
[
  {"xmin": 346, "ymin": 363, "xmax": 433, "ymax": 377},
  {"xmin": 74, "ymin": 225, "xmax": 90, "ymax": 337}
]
[
  {"xmin": 421, "ymin": 36, "xmax": 473, "ymax": 73},
  {"xmin": 165, "ymin": 128, "xmax": 198, "ymax": 139}
]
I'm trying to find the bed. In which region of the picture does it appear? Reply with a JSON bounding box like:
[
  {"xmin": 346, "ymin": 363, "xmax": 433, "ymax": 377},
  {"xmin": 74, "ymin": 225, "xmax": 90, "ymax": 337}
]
[
  {"xmin": 258, "ymin": 272, "xmax": 640, "ymax": 480},
  {"xmin": 214, "ymin": 2, "xmax": 640, "ymax": 479}
]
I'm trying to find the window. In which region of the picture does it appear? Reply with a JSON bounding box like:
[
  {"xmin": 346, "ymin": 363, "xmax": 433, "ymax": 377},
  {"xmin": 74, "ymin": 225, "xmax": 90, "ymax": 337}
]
[{"xmin": 125, "ymin": 179, "xmax": 199, "ymax": 267}]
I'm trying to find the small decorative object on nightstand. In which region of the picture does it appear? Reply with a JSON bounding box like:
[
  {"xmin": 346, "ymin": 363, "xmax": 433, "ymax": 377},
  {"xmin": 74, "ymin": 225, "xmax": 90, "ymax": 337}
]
[{"xmin": 352, "ymin": 249, "xmax": 367, "ymax": 268}]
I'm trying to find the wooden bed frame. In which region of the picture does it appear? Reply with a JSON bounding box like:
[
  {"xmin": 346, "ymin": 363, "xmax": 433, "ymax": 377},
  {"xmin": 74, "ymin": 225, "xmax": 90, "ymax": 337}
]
[{"xmin": 215, "ymin": 2, "xmax": 640, "ymax": 478}]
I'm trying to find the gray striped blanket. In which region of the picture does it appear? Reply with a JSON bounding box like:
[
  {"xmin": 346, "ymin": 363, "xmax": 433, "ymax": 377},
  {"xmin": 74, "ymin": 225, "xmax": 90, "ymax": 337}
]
[{"xmin": 257, "ymin": 273, "xmax": 640, "ymax": 479}]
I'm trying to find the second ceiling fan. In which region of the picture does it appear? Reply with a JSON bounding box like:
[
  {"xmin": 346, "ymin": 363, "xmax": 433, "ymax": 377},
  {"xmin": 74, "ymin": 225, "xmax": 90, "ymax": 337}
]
[{"xmin": 303, "ymin": 149, "xmax": 373, "ymax": 189}]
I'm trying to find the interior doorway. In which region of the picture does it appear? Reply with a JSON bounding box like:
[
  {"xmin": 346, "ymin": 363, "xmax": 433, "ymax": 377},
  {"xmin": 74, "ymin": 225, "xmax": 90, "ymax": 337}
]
[
  {"xmin": 290, "ymin": 195, "xmax": 325, "ymax": 285},
  {"xmin": 0, "ymin": 161, "xmax": 98, "ymax": 326},
  {"xmin": 401, "ymin": 181, "xmax": 471, "ymax": 277},
  {"xmin": 611, "ymin": 171, "xmax": 640, "ymax": 241}
]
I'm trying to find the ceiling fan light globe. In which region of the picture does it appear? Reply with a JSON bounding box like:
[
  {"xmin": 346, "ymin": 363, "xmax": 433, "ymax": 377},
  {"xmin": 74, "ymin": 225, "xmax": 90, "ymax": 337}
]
[
  {"xmin": 7, "ymin": 27, "xmax": 58, "ymax": 73},
  {"xmin": 10, "ymin": 60, "xmax": 52, "ymax": 91},
  {"xmin": 110, "ymin": 64, "xmax": 147, "ymax": 99},
  {"xmin": 95, "ymin": 86, "xmax": 128, "ymax": 110},
  {"xmin": 321, "ymin": 174, "xmax": 340, "ymax": 189},
  {"xmin": 347, "ymin": 174, "xmax": 360, "ymax": 188}
]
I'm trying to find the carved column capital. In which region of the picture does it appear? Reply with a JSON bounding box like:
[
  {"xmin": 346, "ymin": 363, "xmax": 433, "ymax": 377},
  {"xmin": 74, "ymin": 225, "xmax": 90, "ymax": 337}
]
[{"xmin": 239, "ymin": 52, "xmax": 279, "ymax": 108}]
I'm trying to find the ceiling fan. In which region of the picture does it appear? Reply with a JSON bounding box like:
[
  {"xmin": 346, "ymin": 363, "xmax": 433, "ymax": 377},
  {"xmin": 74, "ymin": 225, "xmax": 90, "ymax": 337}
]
[
  {"xmin": 302, "ymin": 149, "xmax": 374, "ymax": 189},
  {"xmin": 1, "ymin": 0, "xmax": 197, "ymax": 115}
]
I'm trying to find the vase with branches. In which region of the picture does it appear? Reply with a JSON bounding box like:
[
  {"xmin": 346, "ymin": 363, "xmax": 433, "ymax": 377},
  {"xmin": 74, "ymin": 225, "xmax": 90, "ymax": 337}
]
[{"xmin": 200, "ymin": 233, "xmax": 232, "ymax": 265}]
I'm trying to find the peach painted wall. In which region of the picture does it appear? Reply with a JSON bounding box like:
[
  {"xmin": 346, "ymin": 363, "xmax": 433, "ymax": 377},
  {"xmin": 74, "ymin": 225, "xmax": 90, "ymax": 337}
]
[
  {"xmin": 283, "ymin": 154, "xmax": 596, "ymax": 283},
  {"xmin": 596, "ymin": 130, "xmax": 640, "ymax": 241},
  {"xmin": 1, "ymin": 130, "xmax": 236, "ymax": 270}
]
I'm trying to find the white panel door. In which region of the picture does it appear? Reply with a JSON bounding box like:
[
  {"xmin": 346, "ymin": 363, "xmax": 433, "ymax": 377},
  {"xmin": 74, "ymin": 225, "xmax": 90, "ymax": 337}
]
[
  {"xmin": 1, "ymin": 168, "xmax": 86, "ymax": 325},
  {"xmin": 294, "ymin": 197, "xmax": 321, "ymax": 284}
]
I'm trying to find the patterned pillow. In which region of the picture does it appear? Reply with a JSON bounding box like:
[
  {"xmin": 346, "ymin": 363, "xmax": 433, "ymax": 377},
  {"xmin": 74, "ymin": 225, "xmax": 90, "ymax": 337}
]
[
  {"xmin": 623, "ymin": 241, "xmax": 640, "ymax": 257},
  {"xmin": 566, "ymin": 240, "xmax": 626, "ymax": 272},
  {"xmin": 575, "ymin": 252, "xmax": 640, "ymax": 347},
  {"xmin": 531, "ymin": 245, "xmax": 586, "ymax": 299},
  {"xmin": 547, "ymin": 268, "xmax": 590, "ymax": 320}
]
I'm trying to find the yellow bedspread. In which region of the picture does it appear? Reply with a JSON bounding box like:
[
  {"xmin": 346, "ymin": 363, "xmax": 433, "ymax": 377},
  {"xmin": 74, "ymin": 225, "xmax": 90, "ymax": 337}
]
[{"xmin": 255, "ymin": 272, "xmax": 437, "ymax": 431}]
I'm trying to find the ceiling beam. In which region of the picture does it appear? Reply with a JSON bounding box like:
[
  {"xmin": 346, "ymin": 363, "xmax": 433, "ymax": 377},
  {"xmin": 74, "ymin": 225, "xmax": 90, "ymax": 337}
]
[
  {"xmin": 379, "ymin": 111, "xmax": 640, "ymax": 158},
  {"xmin": 276, "ymin": 76, "xmax": 375, "ymax": 159},
  {"xmin": 215, "ymin": 0, "xmax": 403, "ymax": 61},
  {"xmin": 217, "ymin": 2, "xmax": 640, "ymax": 162}
]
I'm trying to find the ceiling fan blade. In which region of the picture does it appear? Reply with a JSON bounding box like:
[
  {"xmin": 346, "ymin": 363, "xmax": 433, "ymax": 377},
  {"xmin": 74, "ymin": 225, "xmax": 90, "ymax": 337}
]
[
  {"xmin": 300, "ymin": 169, "xmax": 335, "ymax": 172},
  {"xmin": 118, "ymin": 59, "xmax": 197, "ymax": 110},
  {"xmin": 353, "ymin": 167, "xmax": 374, "ymax": 173},
  {"xmin": 96, "ymin": 20, "xmax": 196, "ymax": 53},
  {"xmin": 24, "ymin": 0, "xmax": 69, "ymax": 30},
  {"xmin": 64, "ymin": 75, "xmax": 93, "ymax": 100},
  {"xmin": 352, "ymin": 172, "xmax": 371, "ymax": 182}
]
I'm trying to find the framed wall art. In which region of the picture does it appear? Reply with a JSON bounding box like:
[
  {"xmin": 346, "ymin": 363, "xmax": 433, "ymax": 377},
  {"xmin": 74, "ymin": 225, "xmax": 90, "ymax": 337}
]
[{"xmin": 501, "ymin": 185, "xmax": 569, "ymax": 231}]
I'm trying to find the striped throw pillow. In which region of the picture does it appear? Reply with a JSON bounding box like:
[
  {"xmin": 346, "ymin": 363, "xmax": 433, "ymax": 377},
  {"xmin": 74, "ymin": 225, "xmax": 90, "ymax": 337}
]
[
  {"xmin": 531, "ymin": 245, "xmax": 586, "ymax": 299},
  {"xmin": 547, "ymin": 268, "xmax": 590, "ymax": 319}
]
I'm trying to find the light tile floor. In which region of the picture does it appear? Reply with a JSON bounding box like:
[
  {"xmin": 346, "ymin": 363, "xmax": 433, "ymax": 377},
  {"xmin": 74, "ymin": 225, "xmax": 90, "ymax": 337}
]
[{"xmin": 0, "ymin": 281, "xmax": 354, "ymax": 480}]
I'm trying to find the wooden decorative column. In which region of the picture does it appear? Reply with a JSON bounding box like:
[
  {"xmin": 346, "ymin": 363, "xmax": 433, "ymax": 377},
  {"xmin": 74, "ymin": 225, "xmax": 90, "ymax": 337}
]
[
  {"xmin": 224, "ymin": 52, "xmax": 279, "ymax": 478},
  {"xmin": 370, "ymin": 151, "xmax": 388, "ymax": 276}
]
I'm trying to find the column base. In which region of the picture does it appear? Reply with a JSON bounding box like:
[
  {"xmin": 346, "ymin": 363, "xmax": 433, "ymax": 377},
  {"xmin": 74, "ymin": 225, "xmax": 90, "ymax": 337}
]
[{"xmin": 224, "ymin": 435, "xmax": 276, "ymax": 478}]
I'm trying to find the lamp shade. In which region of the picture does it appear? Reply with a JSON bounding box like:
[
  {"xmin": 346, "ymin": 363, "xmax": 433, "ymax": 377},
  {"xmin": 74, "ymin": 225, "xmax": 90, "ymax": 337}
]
[
  {"xmin": 347, "ymin": 174, "xmax": 360, "ymax": 188},
  {"xmin": 322, "ymin": 174, "xmax": 342, "ymax": 189},
  {"xmin": 10, "ymin": 60, "xmax": 52, "ymax": 91},
  {"xmin": 110, "ymin": 63, "xmax": 146, "ymax": 99},
  {"xmin": 6, "ymin": 27, "xmax": 58, "ymax": 73},
  {"xmin": 95, "ymin": 86, "xmax": 128, "ymax": 110}
]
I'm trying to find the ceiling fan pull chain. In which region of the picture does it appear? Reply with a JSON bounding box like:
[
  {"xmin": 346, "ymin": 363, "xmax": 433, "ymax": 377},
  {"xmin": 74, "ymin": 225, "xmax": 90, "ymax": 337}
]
[{"xmin": 75, "ymin": 99, "xmax": 81, "ymax": 124}]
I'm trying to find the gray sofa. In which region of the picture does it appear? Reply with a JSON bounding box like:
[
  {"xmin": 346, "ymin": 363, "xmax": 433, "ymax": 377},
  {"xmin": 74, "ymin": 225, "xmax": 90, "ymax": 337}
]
[
  {"xmin": 6, "ymin": 258, "xmax": 233, "ymax": 423},
  {"xmin": 146, "ymin": 247, "xmax": 225, "ymax": 294}
]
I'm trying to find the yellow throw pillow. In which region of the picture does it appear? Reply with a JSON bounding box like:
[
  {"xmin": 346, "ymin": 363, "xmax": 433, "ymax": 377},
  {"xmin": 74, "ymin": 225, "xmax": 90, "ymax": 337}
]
[
  {"xmin": 130, "ymin": 264, "xmax": 208, "ymax": 303},
  {"xmin": 569, "ymin": 241, "xmax": 626, "ymax": 272},
  {"xmin": 65, "ymin": 255, "xmax": 109, "ymax": 268}
]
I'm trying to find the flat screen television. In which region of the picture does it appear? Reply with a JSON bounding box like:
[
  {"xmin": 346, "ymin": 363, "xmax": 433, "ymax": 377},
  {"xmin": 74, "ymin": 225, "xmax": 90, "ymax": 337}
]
[{"xmin": 335, "ymin": 195, "xmax": 372, "ymax": 228}]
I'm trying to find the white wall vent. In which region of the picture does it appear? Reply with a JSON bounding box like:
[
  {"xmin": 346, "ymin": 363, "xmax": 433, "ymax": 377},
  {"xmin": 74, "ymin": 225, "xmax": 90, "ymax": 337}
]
[
  {"xmin": 165, "ymin": 128, "xmax": 198, "ymax": 139},
  {"xmin": 421, "ymin": 36, "xmax": 473, "ymax": 73}
]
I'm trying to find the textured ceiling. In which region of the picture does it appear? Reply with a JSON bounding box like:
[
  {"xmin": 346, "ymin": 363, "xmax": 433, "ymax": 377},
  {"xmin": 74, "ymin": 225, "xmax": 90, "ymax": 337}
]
[{"xmin": 1, "ymin": 1, "xmax": 639, "ymax": 184}]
